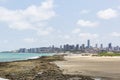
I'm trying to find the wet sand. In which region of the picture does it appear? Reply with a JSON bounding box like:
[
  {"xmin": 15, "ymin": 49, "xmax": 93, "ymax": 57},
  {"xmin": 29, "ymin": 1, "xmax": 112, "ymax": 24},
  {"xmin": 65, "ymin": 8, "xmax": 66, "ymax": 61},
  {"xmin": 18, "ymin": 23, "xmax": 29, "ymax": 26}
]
[{"xmin": 54, "ymin": 55, "xmax": 120, "ymax": 80}]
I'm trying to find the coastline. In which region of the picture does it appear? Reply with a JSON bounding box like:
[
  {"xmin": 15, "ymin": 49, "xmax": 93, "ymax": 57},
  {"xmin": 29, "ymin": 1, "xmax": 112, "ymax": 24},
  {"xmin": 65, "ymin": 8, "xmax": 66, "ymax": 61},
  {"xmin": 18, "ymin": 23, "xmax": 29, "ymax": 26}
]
[
  {"xmin": 54, "ymin": 54, "xmax": 120, "ymax": 80},
  {"xmin": 0, "ymin": 55, "xmax": 94, "ymax": 80},
  {"xmin": 0, "ymin": 53, "xmax": 55, "ymax": 62},
  {"xmin": 1, "ymin": 53, "xmax": 120, "ymax": 80}
]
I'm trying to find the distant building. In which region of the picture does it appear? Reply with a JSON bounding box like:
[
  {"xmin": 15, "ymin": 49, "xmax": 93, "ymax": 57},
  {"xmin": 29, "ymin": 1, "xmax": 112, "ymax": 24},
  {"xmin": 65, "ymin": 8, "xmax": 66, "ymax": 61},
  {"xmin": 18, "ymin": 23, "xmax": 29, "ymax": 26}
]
[
  {"xmin": 100, "ymin": 44, "xmax": 103, "ymax": 49},
  {"xmin": 60, "ymin": 45, "xmax": 63, "ymax": 52},
  {"xmin": 108, "ymin": 43, "xmax": 112, "ymax": 49},
  {"xmin": 82, "ymin": 44, "xmax": 85, "ymax": 49},
  {"xmin": 8, "ymin": 40, "xmax": 120, "ymax": 54},
  {"xmin": 95, "ymin": 44, "xmax": 98, "ymax": 48},
  {"xmin": 75, "ymin": 44, "xmax": 79, "ymax": 51},
  {"xmin": 18, "ymin": 48, "xmax": 27, "ymax": 53},
  {"xmin": 87, "ymin": 40, "xmax": 90, "ymax": 48},
  {"xmin": 80, "ymin": 44, "xmax": 85, "ymax": 52}
]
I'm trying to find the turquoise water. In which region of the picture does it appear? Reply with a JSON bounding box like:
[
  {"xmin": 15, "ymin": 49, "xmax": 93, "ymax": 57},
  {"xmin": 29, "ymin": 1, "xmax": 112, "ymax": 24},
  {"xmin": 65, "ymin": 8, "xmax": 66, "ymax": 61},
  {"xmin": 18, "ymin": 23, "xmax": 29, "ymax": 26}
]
[{"xmin": 0, "ymin": 53, "xmax": 55, "ymax": 62}]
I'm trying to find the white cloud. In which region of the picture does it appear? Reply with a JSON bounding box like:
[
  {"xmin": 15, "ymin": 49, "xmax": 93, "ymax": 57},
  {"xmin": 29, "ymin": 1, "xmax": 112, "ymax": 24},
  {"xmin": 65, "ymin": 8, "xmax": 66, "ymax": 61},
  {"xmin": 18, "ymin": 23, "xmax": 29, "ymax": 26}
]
[
  {"xmin": 111, "ymin": 32, "xmax": 120, "ymax": 37},
  {"xmin": 80, "ymin": 10, "xmax": 90, "ymax": 14},
  {"xmin": 72, "ymin": 28, "xmax": 81, "ymax": 34},
  {"xmin": 77, "ymin": 20, "xmax": 99, "ymax": 27},
  {"xmin": 97, "ymin": 8, "xmax": 118, "ymax": 20},
  {"xmin": 79, "ymin": 33, "xmax": 99, "ymax": 39},
  {"xmin": 23, "ymin": 38, "xmax": 37, "ymax": 43},
  {"xmin": 0, "ymin": 0, "xmax": 56, "ymax": 36}
]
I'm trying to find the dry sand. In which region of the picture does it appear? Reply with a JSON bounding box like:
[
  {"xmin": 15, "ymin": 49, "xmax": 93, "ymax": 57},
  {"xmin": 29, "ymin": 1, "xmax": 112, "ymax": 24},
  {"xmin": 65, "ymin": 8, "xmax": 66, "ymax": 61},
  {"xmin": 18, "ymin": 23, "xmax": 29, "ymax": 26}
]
[{"xmin": 54, "ymin": 54, "xmax": 120, "ymax": 80}]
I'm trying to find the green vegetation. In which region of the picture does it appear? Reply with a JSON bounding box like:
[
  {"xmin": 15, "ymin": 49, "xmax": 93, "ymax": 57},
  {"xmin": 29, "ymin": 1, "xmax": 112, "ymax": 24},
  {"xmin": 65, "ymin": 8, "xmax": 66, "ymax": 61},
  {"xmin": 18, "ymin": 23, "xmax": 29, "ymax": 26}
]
[{"xmin": 98, "ymin": 52, "xmax": 120, "ymax": 56}]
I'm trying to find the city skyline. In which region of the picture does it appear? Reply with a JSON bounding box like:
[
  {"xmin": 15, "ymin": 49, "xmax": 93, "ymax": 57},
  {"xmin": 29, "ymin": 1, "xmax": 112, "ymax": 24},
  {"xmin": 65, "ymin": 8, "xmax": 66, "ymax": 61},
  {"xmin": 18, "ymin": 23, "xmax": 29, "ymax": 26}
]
[
  {"xmin": 0, "ymin": 0, "xmax": 120, "ymax": 51},
  {"xmin": 4, "ymin": 39, "xmax": 120, "ymax": 53}
]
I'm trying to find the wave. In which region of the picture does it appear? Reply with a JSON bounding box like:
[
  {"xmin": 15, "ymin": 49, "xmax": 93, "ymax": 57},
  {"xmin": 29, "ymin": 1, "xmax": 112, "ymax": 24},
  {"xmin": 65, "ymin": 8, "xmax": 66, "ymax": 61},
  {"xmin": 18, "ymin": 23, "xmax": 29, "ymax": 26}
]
[{"xmin": 28, "ymin": 56, "xmax": 40, "ymax": 59}]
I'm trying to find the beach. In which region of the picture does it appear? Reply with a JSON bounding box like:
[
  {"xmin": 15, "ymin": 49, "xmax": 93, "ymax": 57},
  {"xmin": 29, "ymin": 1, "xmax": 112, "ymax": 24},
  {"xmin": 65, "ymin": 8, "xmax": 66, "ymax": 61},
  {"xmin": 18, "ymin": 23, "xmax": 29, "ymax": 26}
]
[
  {"xmin": 1, "ymin": 54, "xmax": 120, "ymax": 80},
  {"xmin": 54, "ymin": 54, "xmax": 120, "ymax": 80},
  {"xmin": 0, "ymin": 55, "xmax": 94, "ymax": 80}
]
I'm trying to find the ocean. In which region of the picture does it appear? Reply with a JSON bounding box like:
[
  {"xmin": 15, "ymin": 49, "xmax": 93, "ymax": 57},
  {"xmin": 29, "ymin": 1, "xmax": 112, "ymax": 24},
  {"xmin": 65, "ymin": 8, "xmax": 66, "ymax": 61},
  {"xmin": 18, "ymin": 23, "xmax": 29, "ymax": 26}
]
[{"xmin": 0, "ymin": 53, "xmax": 55, "ymax": 62}]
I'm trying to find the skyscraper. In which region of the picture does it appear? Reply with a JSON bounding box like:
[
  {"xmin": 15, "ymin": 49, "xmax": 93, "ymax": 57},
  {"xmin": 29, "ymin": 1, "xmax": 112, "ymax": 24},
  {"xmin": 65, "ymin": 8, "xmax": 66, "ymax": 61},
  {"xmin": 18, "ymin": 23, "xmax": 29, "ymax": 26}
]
[
  {"xmin": 100, "ymin": 44, "xmax": 103, "ymax": 49},
  {"xmin": 75, "ymin": 44, "xmax": 79, "ymax": 50},
  {"xmin": 87, "ymin": 40, "xmax": 90, "ymax": 48},
  {"xmin": 95, "ymin": 44, "xmax": 98, "ymax": 48},
  {"xmin": 108, "ymin": 43, "xmax": 112, "ymax": 49}
]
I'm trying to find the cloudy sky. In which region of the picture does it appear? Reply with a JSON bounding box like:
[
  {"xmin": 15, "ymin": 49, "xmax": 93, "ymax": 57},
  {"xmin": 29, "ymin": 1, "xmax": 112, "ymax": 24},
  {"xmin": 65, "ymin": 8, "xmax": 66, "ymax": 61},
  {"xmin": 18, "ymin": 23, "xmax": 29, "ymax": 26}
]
[{"xmin": 0, "ymin": 0, "xmax": 120, "ymax": 51}]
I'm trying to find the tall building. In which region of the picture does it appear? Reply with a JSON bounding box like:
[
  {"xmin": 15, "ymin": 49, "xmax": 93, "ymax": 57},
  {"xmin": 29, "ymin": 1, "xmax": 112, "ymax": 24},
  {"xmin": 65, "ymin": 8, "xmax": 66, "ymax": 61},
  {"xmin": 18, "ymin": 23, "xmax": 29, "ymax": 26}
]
[
  {"xmin": 100, "ymin": 44, "xmax": 103, "ymax": 49},
  {"xmin": 108, "ymin": 43, "xmax": 112, "ymax": 49},
  {"xmin": 63, "ymin": 44, "xmax": 69, "ymax": 51},
  {"xmin": 60, "ymin": 45, "xmax": 62, "ymax": 49},
  {"xmin": 80, "ymin": 44, "xmax": 85, "ymax": 52},
  {"xmin": 80, "ymin": 44, "xmax": 85, "ymax": 50},
  {"xmin": 18, "ymin": 48, "xmax": 27, "ymax": 53},
  {"xmin": 75, "ymin": 44, "xmax": 79, "ymax": 50},
  {"xmin": 95, "ymin": 44, "xmax": 98, "ymax": 48},
  {"xmin": 87, "ymin": 40, "xmax": 90, "ymax": 48}
]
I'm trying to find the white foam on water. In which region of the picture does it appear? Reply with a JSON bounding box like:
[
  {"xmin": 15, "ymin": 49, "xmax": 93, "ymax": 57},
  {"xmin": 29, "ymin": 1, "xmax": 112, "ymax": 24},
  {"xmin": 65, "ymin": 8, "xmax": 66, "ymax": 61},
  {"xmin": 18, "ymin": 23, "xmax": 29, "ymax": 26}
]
[{"xmin": 29, "ymin": 56, "xmax": 40, "ymax": 59}]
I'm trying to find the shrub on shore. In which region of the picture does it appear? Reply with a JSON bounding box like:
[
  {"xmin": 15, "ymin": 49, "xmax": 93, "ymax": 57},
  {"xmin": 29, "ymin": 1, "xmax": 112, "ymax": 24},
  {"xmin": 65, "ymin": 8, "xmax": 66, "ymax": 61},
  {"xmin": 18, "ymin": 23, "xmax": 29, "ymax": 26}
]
[{"xmin": 98, "ymin": 52, "xmax": 120, "ymax": 56}]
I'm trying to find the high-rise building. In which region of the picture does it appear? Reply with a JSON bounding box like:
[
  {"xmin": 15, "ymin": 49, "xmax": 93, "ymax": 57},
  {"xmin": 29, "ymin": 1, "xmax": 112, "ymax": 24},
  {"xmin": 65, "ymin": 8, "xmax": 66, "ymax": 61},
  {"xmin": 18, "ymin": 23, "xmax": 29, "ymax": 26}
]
[
  {"xmin": 75, "ymin": 44, "xmax": 79, "ymax": 50},
  {"xmin": 81, "ymin": 44, "xmax": 85, "ymax": 50},
  {"xmin": 108, "ymin": 43, "xmax": 112, "ymax": 49},
  {"xmin": 80, "ymin": 44, "xmax": 85, "ymax": 52},
  {"xmin": 95, "ymin": 44, "xmax": 98, "ymax": 48},
  {"xmin": 87, "ymin": 40, "xmax": 90, "ymax": 48},
  {"xmin": 63, "ymin": 44, "xmax": 69, "ymax": 51},
  {"xmin": 18, "ymin": 48, "xmax": 29, "ymax": 53},
  {"xmin": 60, "ymin": 45, "xmax": 62, "ymax": 49},
  {"xmin": 100, "ymin": 44, "xmax": 103, "ymax": 49}
]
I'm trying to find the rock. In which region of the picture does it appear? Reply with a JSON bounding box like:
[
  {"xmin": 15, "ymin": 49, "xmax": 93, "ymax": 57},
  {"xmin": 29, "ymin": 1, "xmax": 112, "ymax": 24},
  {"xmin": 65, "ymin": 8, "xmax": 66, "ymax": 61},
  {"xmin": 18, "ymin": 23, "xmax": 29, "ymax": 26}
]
[{"xmin": 33, "ymin": 70, "xmax": 94, "ymax": 80}]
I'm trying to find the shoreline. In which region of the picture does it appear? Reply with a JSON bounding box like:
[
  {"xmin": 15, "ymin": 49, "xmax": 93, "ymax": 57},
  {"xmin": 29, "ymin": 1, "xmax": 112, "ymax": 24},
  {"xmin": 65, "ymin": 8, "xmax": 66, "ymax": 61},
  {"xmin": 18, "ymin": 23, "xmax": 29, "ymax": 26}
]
[
  {"xmin": 1, "ymin": 53, "xmax": 120, "ymax": 80},
  {"xmin": 0, "ymin": 53, "xmax": 56, "ymax": 63},
  {"xmin": 0, "ymin": 55, "xmax": 94, "ymax": 80}
]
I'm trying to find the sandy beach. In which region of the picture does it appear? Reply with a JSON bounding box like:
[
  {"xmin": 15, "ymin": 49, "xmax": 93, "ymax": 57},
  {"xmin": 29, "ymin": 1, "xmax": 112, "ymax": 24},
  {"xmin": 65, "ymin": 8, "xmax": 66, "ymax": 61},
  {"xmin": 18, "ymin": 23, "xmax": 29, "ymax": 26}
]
[{"xmin": 54, "ymin": 54, "xmax": 120, "ymax": 80}]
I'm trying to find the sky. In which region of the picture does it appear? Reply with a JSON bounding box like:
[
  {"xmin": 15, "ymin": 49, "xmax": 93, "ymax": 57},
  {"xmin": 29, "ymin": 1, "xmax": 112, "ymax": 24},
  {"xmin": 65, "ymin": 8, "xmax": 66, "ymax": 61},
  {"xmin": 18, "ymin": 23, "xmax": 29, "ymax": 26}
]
[{"xmin": 0, "ymin": 0, "xmax": 120, "ymax": 51}]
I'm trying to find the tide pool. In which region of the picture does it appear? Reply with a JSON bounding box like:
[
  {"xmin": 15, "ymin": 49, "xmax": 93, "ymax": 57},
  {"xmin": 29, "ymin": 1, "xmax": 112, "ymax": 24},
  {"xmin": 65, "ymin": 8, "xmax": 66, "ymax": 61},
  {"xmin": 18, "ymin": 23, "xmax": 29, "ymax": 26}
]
[{"xmin": 0, "ymin": 53, "xmax": 55, "ymax": 62}]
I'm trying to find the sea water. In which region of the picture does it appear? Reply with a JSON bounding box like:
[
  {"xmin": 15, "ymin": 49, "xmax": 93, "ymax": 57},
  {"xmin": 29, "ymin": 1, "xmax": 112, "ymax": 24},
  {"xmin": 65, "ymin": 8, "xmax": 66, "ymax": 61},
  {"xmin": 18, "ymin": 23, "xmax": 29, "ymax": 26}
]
[{"xmin": 0, "ymin": 53, "xmax": 55, "ymax": 62}]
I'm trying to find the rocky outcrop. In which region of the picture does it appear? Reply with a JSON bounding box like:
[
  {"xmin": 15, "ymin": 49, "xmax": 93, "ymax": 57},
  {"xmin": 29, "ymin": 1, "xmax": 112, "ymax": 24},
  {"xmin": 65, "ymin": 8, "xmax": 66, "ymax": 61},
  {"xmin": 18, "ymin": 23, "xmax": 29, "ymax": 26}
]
[{"xmin": 33, "ymin": 70, "xmax": 94, "ymax": 80}]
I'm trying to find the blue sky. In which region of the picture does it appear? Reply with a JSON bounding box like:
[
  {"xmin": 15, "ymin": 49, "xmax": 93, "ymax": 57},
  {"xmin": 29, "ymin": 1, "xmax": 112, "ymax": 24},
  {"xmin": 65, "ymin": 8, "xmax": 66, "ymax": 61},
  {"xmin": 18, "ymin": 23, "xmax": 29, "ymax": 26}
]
[{"xmin": 0, "ymin": 0, "xmax": 120, "ymax": 51}]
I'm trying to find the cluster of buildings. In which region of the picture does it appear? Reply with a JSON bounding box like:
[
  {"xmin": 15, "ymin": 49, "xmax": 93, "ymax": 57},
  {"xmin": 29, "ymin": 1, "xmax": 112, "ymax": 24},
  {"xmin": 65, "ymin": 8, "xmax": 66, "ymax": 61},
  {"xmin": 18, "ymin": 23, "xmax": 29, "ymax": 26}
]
[
  {"xmin": 8, "ymin": 40, "xmax": 120, "ymax": 53},
  {"xmin": 17, "ymin": 46, "xmax": 60, "ymax": 53}
]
